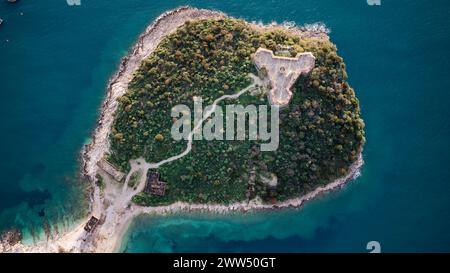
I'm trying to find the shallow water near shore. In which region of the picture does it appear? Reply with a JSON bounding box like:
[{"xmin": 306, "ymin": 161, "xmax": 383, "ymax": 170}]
[{"xmin": 1, "ymin": 0, "xmax": 450, "ymax": 252}]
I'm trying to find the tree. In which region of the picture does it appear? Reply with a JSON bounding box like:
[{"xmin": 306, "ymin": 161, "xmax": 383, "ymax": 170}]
[{"xmin": 154, "ymin": 134, "xmax": 164, "ymax": 141}]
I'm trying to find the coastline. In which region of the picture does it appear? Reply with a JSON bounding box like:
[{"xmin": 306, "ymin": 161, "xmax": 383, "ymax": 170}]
[
  {"xmin": 1, "ymin": 6, "xmax": 363, "ymax": 253},
  {"xmin": 112, "ymin": 152, "xmax": 363, "ymax": 252},
  {"xmin": 140, "ymin": 153, "xmax": 363, "ymax": 215}
]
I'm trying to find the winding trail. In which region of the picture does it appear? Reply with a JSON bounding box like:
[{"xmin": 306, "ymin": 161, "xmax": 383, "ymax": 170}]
[{"xmin": 147, "ymin": 73, "xmax": 262, "ymax": 169}]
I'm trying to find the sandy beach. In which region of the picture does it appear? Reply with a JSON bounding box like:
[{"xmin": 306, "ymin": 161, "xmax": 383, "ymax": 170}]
[{"xmin": 0, "ymin": 6, "xmax": 363, "ymax": 253}]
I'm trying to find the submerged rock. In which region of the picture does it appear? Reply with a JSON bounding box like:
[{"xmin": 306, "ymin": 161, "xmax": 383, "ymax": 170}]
[{"xmin": 1, "ymin": 228, "xmax": 23, "ymax": 247}]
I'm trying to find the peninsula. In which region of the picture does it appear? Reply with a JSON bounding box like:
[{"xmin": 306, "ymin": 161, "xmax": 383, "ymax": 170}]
[{"xmin": 0, "ymin": 6, "xmax": 364, "ymax": 253}]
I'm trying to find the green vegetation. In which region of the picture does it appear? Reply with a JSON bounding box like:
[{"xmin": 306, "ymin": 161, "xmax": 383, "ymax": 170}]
[
  {"xmin": 95, "ymin": 174, "xmax": 105, "ymax": 192},
  {"xmin": 128, "ymin": 170, "xmax": 141, "ymax": 189},
  {"xmin": 109, "ymin": 18, "xmax": 365, "ymax": 206}
]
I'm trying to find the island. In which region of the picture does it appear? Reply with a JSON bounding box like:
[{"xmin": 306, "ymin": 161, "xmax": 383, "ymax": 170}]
[{"xmin": 1, "ymin": 6, "xmax": 364, "ymax": 253}]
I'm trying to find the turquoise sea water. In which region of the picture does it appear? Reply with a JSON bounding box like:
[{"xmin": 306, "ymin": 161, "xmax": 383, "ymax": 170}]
[{"xmin": 1, "ymin": 0, "xmax": 449, "ymax": 252}]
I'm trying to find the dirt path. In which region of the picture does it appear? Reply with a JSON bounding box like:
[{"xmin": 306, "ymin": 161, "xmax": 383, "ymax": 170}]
[{"xmin": 147, "ymin": 73, "xmax": 263, "ymax": 170}]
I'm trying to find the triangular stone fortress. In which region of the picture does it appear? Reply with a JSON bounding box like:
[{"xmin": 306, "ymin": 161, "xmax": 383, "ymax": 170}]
[{"xmin": 253, "ymin": 48, "xmax": 315, "ymax": 106}]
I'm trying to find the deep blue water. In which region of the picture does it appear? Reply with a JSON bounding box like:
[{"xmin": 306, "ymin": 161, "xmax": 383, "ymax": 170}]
[{"xmin": 1, "ymin": 0, "xmax": 449, "ymax": 252}]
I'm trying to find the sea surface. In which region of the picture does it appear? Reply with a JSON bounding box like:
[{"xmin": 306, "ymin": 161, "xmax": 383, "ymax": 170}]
[{"xmin": 0, "ymin": 0, "xmax": 449, "ymax": 252}]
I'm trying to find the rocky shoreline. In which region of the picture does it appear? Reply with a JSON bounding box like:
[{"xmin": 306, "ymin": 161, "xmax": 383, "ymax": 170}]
[
  {"xmin": 109, "ymin": 153, "xmax": 362, "ymax": 252},
  {"xmin": 142, "ymin": 154, "xmax": 363, "ymax": 215}
]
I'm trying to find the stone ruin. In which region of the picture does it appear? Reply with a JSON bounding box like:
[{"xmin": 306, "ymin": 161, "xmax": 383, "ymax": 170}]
[{"xmin": 253, "ymin": 48, "xmax": 315, "ymax": 106}]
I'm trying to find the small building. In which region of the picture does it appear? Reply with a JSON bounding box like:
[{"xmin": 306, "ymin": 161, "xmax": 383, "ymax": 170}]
[
  {"xmin": 144, "ymin": 172, "xmax": 167, "ymax": 196},
  {"xmin": 97, "ymin": 159, "xmax": 125, "ymax": 182},
  {"xmin": 84, "ymin": 216, "xmax": 99, "ymax": 233}
]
